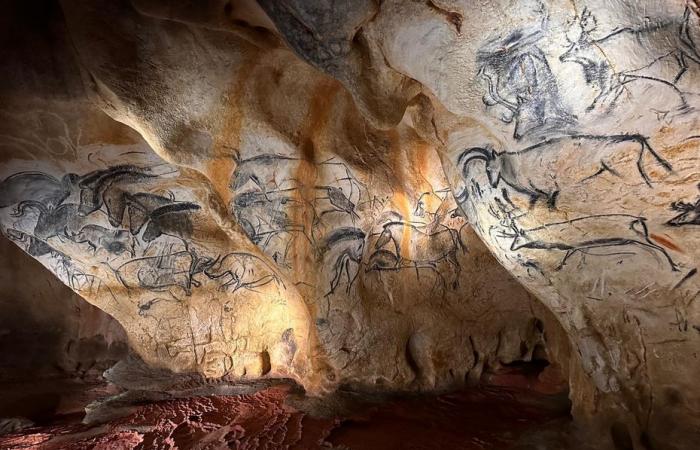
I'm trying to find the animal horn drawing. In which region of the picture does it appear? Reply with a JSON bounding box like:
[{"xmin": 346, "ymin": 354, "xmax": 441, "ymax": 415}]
[
  {"xmin": 457, "ymin": 147, "xmax": 494, "ymax": 173},
  {"xmin": 457, "ymin": 147, "xmax": 500, "ymax": 188}
]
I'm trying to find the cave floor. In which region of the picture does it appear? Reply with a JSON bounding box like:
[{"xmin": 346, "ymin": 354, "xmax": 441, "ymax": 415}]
[{"xmin": 0, "ymin": 379, "xmax": 573, "ymax": 450}]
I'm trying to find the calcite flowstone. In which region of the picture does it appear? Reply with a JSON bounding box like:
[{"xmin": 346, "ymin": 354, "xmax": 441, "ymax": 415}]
[{"xmin": 1, "ymin": 0, "xmax": 699, "ymax": 448}]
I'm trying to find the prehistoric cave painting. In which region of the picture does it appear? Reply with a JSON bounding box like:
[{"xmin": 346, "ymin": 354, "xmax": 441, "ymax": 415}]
[
  {"xmin": 115, "ymin": 243, "xmax": 284, "ymax": 297},
  {"xmin": 137, "ymin": 297, "xmax": 178, "ymax": 318},
  {"xmin": 70, "ymin": 224, "xmax": 135, "ymax": 256},
  {"xmin": 477, "ymin": 22, "xmax": 576, "ymax": 140},
  {"xmin": 0, "ymin": 171, "xmax": 80, "ymax": 209},
  {"xmin": 76, "ymin": 164, "xmax": 165, "ymax": 219},
  {"xmin": 203, "ymin": 251, "xmax": 283, "ymax": 294},
  {"xmin": 313, "ymin": 188, "xmax": 471, "ymax": 297},
  {"xmin": 499, "ymin": 213, "xmax": 679, "ymax": 272},
  {"xmin": 138, "ymin": 297, "xmax": 172, "ymax": 317},
  {"xmin": 561, "ymin": 6, "xmax": 700, "ymax": 112},
  {"xmin": 11, "ymin": 201, "xmax": 83, "ymax": 240},
  {"xmin": 124, "ymin": 192, "xmax": 177, "ymax": 234},
  {"xmin": 414, "ymin": 192, "xmax": 435, "ymax": 218},
  {"xmin": 232, "ymin": 187, "xmax": 306, "ymax": 268},
  {"xmin": 8, "ymin": 199, "xmax": 134, "ymax": 258},
  {"xmin": 667, "ymin": 184, "xmax": 700, "ymax": 226},
  {"xmin": 673, "ymin": 268, "xmax": 698, "ymax": 291},
  {"xmin": 141, "ymin": 202, "xmax": 201, "ymax": 243},
  {"xmin": 230, "ymin": 153, "xmax": 300, "ymax": 192},
  {"xmin": 230, "ymin": 154, "xmax": 303, "ymax": 259},
  {"xmin": 0, "ymin": 163, "xmax": 225, "ymax": 303},
  {"xmin": 457, "ymin": 133, "xmax": 672, "ymax": 208},
  {"xmin": 485, "ymin": 194, "xmax": 526, "ymax": 241},
  {"xmin": 366, "ymin": 218, "xmax": 467, "ymax": 290},
  {"xmin": 413, "ymin": 189, "xmax": 453, "ymax": 220},
  {"xmin": 317, "ymin": 227, "xmax": 365, "ymax": 296},
  {"xmin": 229, "ymin": 153, "xmax": 369, "ymax": 268},
  {"xmin": 0, "ymin": 164, "xmax": 195, "ymax": 247},
  {"xmin": 314, "ymin": 185, "xmax": 360, "ymax": 222},
  {"xmin": 115, "ymin": 248, "xmax": 208, "ymax": 296},
  {"xmin": 48, "ymin": 251, "xmax": 97, "ymax": 291},
  {"xmin": 313, "ymin": 157, "xmax": 368, "ymax": 226},
  {"xmin": 5, "ymin": 229, "xmax": 55, "ymax": 257},
  {"xmin": 472, "ymin": 180, "xmax": 688, "ymax": 281},
  {"xmin": 6, "ymin": 227, "xmax": 101, "ymax": 291}
]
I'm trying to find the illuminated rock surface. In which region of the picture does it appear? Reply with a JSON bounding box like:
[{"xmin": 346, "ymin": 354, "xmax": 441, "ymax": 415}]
[{"xmin": 0, "ymin": 1, "xmax": 699, "ymax": 448}]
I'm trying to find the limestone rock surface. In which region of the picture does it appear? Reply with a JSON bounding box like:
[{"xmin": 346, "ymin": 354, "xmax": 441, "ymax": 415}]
[{"xmin": 1, "ymin": 1, "xmax": 699, "ymax": 448}]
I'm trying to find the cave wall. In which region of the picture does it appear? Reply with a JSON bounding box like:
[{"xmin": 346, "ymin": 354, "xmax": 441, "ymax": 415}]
[
  {"xmin": 0, "ymin": 235, "xmax": 127, "ymax": 381},
  {"xmin": 0, "ymin": 0, "xmax": 699, "ymax": 448},
  {"xmin": 0, "ymin": 0, "xmax": 555, "ymax": 390}
]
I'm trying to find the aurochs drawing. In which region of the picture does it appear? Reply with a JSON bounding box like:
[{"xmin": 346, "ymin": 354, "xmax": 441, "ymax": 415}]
[{"xmin": 458, "ymin": 133, "xmax": 672, "ymax": 207}]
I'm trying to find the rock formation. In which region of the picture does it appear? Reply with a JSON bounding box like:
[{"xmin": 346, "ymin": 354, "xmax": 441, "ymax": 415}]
[{"xmin": 0, "ymin": 1, "xmax": 698, "ymax": 448}]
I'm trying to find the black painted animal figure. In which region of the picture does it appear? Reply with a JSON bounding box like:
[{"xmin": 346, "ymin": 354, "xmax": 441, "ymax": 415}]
[
  {"xmin": 0, "ymin": 171, "xmax": 80, "ymax": 209},
  {"xmin": 5, "ymin": 228, "xmax": 54, "ymax": 257},
  {"xmin": 667, "ymin": 189, "xmax": 700, "ymax": 226},
  {"xmin": 124, "ymin": 193, "xmax": 176, "ymax": 234},
  {"xmin": 233, "ymin": 189, "xmax": 302, "ymax": 237},
  {"xmin": 233, "ymin": 189, "xmax": 299, "ymax": 210},
  {"xmin": 414, "ymin": 189, "xmax": 453, "ymax": 221},
  {"xmin": 232, "ymin": 189, "xmax": 305, "ymax": 258},
  {"xmin": 77, "ymin": 165, "xmax": 161, "ymax": 218},
  {"xmin": 477, "ymin": 25, "xmax": 576, "ymax": 139},
  {"xmin": 11, "ymin": 201, "xmax": 85, "ymax": 241},
  {"xmin": 70, "ymin": 224, "xmax": 135, "ymax": 256},
  {"xmin": 367, "ymin": 221, "xmax": 466, "ymax": 288},
  {"xmin": 141, "ymin": 202, "xmax": 201, "ymax": 242},
  {"xmin": 414, "ymin": 192, "xmax": 435, "ymax": 218},
  {"xmin": 458, "ymin": 134, "xmax": 672, "ymax": 208},
  {"xmin": 318, "ymin": 158, "xmax": 368, "ymax": 201},
  {"xmin": 116, "ymin": 249, "xmax": 213, "ymax": 295},
  {"xmin": 318, "ymin": 227, "xmax": 365, "ymax": 296},
  {"xmin": 560, "ymin": 7, "xmax": 700, "ymax": 111},
  {"xmin": 101, "ymin": 186, "xmax": 169, "ymax": 229},
  {"xmin": 230, "ymin": 154, "xmax": 299, "ymax": 192},
  {"xmin": 315, "ymin": 185, "xmax": 360, "ymax": 220},
  {"xmin": 204, "ymin": 252, "xmax": 282, "ymax": 293},
  {"xmin": 507, "ymin": 213, "xmax": 679, "ymax": 271}
]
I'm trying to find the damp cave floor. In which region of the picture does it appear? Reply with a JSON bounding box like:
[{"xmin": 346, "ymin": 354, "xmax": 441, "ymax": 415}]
[{"xmin": 0, "ymin": 375, "xmax": 576, "ymax": 450}]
